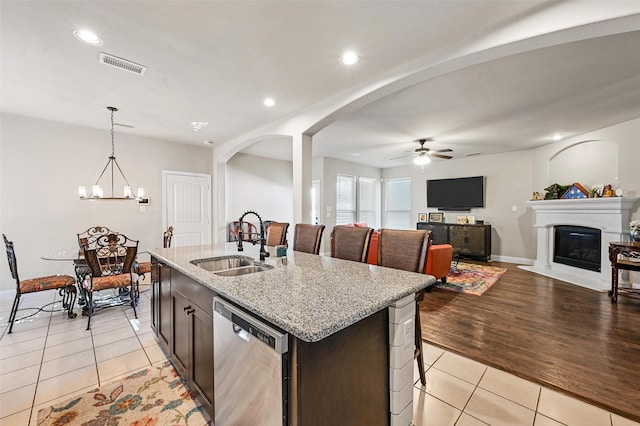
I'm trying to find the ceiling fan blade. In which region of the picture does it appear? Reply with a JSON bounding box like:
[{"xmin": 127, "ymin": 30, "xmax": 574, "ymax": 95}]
[
  {"xmin": 389, "ymin": 154, "xmax": 411, "ymax": 160},
  {"xmin": 434, "ymin": 148, "xmax": 453, "ymax": 153},
  {"xmin": 429, "ymin": 153, "xmax": 453, "ymax": 159}
]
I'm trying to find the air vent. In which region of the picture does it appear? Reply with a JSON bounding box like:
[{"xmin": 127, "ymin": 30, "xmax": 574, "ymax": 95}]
[{"xmin": 99, "ymin": 53, "xmax": 147, "ymax": 75}]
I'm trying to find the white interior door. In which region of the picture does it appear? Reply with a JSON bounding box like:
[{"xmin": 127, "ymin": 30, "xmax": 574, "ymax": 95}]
[{"xmin": 163, "ymin": 171, "xmax": 211, "ymax": 247}]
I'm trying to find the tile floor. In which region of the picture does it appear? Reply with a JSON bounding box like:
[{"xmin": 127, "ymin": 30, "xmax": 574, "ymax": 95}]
[{"xmin": 1, "ymin": 281, "xmax": 639, "ymax": 426}]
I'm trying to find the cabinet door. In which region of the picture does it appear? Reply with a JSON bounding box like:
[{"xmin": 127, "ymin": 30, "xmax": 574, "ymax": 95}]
[
  {"xmin": 428, "ymin": 224, "xmax": 449, "ymax": 245},
  {"xmin": 189, "ymin": 304, "xmax": 214, "ymax": 419},
  {"xmin": 158, "ymin": 263, "xmax": 172, "ymax": 351},
  {"xmin": 171, "ymin": 288, "xmax": 190, "ymax": 376},
  {"xmin": 465, "ymin": 226, "xmax": 488, "ymax": 257},
  {"xmin": 150, "ymin": 261, "xmax": 159, "ymax": 336},
  {"xmin": 449, "ymin": 226, "xmax": 470, "ymax": 255}
]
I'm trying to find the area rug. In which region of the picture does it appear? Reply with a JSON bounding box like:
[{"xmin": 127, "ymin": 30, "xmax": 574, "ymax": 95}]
[
  {"xmin": 37, "ymin": 361, "xmax": 210, "ymax": 426},
  {"xmin": 435, "ymin": 261, "xmax": 507, "ymax": 296}
]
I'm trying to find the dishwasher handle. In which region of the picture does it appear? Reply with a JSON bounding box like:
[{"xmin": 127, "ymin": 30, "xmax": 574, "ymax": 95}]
[{"xmin": 214, "ymin": 297, "xmax": 288, "ymax": 354}]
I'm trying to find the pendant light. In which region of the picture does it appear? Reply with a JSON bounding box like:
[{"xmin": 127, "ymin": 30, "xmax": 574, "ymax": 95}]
[{"xmin": 78, "ymin": 106, "xmax": 145, "ymax": 201}]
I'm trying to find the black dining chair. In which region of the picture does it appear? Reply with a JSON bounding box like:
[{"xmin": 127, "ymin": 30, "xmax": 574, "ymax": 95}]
[
  {"xmin": 3, "ymin": 234, "xmax": 77, "ymax": 333},
  {"xmin": 136, "ymin": 226, "xmax": 173, "ymax": 278},
  {"xmin": 83, "ymin": 233, "xmax": 139, "ymax": 330}
]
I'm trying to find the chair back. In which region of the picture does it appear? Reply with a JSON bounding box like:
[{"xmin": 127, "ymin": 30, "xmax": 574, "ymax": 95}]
[
  {"xmin": 331, "ymin": 225, "xmax": 373, "ymax": 262},
  {"xmin": 293, "ymin": 224, "xmax": 325, "ymax": 254},
  {"xmin": 77, "ymin": 226, "xmax": 115, "ymax": 250},
  {"xmin": 84, "ymin": 233, "xmax": 138, "ymax": 278},
  {"xmin": 227, "ymin": 221, "xmax": 258, "ymax": 242},
  {"xmin": 266, "ymin": 222, "xmax": 289, "ymax": 247},
  {"xmin": 3, "ymin": 234, "xmax": 19, "ymax": 282},
  {"xmin": 163, "ymin": 226, "xmax": 174, "ymax": 248},
  {"xmin": 377, "ymin": 229, "xmax": 431, "ymax": 273}
]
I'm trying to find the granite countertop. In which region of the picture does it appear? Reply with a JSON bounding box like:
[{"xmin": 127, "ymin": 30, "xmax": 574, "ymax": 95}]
[{"xmin": 148, "ymin": 243, "xmax": 435, "ymax": 342}]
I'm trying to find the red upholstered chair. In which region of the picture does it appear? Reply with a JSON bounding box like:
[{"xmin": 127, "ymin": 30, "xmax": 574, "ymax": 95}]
[
  {"xmin": 425, "ymin": 243, "xmax": 454, "ymax": 284},
  {"xmin": 3, "ymin": 234, "xmax": 78, "ymax": 333}
]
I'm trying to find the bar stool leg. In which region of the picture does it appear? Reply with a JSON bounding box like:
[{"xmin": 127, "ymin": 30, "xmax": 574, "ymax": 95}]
[{"xmin": 415, "ymin": 293, "xmax": 426, "ymax": 386}]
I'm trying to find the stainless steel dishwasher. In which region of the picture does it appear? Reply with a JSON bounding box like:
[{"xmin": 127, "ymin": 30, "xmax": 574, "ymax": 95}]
[{"xmin": 213, "ymin": 297, "xmax": 289, "ymax": 425}]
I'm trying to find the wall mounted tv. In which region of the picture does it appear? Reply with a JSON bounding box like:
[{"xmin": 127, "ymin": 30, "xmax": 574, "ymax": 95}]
[{"xmin": 426, "ymin": 176, "xmax": 484, "ymax": 211}]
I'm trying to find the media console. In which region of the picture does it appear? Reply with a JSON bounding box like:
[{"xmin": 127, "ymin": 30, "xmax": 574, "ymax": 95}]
[{"xmin": 417, "ymin": 222, "xmax": 491, "ymax": 261}]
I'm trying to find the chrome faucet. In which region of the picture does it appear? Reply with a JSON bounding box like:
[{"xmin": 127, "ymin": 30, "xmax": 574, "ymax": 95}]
[{"xmin": 237, "ymin": 210, "xmax": 270, "ymax": 261}]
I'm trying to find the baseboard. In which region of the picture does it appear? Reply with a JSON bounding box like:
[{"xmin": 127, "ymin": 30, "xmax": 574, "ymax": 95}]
[{"xmin": 490, "ymin": 255, "xmax": 534, "ymax": 265}]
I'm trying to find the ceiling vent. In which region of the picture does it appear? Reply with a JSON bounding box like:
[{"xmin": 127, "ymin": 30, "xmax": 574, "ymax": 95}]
[{"xmin": 99, "ymin": 52, "xmax": 147, "ymax": 75}]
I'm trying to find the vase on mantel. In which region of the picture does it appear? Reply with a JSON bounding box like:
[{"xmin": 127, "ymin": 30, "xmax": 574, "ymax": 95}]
[{"xmin": 631, "ymin": 228, "xmax": 640, "ymax": 243}]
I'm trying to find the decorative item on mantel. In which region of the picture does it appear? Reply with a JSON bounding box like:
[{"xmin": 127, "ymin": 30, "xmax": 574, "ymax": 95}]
[
  {"xmin": 561, "ymin": 182, "xmax": 589, "ymax": 199},
  {"xmin": 630, "ymin": 220, "xmax": 640, "ymax": 243},
  {"xmin": 543, "ymin": 183, "xmax": 570, "ymax": 200},
  {"xmin": 78, "ymin": 106, "xmax": 148, "ymax": 204}
]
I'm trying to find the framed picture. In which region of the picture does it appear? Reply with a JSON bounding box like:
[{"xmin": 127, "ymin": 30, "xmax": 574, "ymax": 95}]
[
  {"xmin": 418, "ymin": 213, "xmax": 428, "ymax": 223},
  {"xmin": 457, "ymin": 215, "xmax": 468, "ymax": 224},
  {"xmin": 466, "ymin": 215, "xmax": 476, "ymax": 224},
  {"xmin": 428, "ymin": 212, "xmax": 444, "ymax": 223},
  {"xmin": 591, "ymin": 184, "xmax": 604, "ymax": 198}
]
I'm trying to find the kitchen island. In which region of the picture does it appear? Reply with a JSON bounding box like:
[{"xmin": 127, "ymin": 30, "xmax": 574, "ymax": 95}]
[{"xmin": 148, "ymin": 243, "xmax": 435, "ymax": 425}]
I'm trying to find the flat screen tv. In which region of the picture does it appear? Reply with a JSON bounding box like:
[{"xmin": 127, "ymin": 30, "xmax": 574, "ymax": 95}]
[{"xmin": 426, "ymin": 176, "xmax": 484, "ymax": 211}]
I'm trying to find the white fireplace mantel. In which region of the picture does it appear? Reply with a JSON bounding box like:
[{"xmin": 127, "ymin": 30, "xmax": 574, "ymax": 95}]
[{"xmin": 521, "ymin": 197, "xmax": 640, "ymax": 291}]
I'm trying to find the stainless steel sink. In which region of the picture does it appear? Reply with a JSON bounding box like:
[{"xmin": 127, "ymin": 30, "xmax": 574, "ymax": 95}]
[
  {"xmin": 190, "ymin": 255, "xmax": 273, "ymax": 276},
  {"xmin": 214, "ymin": 265, "xmax": 272, "ymax": 276}
]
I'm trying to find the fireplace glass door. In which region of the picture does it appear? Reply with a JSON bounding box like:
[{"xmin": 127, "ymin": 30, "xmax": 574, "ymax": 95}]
[{"xmin": 553, "ymin": 225, "xmax": 601, "ymax": 272}]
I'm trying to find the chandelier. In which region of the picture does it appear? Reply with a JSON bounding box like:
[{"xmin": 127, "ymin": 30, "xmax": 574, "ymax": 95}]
[{"xmin": 78, "ymin": 106, "xmax": 145, "ymax": 201}]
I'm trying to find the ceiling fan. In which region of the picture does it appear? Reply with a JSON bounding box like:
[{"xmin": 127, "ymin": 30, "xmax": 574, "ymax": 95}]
[{"xmin": 390, "ymin": 138, "xmax": 453, "ymax": 165}]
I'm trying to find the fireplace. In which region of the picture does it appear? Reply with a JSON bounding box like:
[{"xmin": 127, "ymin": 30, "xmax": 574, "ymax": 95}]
[
  {"xmin": 553, "ymin": 226, "xmax": 601, "ymax": 272},
  {"xmin": 522, "ymin": 197, "xmax": 639, "ymax": 291}
]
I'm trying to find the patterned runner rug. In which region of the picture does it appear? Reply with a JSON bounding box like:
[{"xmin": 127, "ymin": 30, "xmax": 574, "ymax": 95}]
[
  {"xmin": 37, "ymin": 361, "xmax": 209, "ymax": 426},
  {"xmin": 435, "ymin": 261, "xmax": 507, "ymax": 296}
]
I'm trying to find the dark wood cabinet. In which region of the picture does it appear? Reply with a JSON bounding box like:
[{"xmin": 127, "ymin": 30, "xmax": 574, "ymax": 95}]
[
  {"xmin": 417, "ymin": 222, "xmax": 491, "ymax": 261},
  {"xmin": 150, "ymin": 259, "xmax": 171, "ymax": 353},
  {"xmin": 289, "ymin": 309, "xmax": 389, "ymax": 426},
  {"xmin": 171, "ymin": 270, "xmax": 215, "ymax": 419},
  {"xmin": 170, "ymin": 286, "xmax": 190, "ymax": 375},
  {"xmin": 150, "ymin": 258, "xmax": 392, "ymax": 424},
  {"xmin": 150, "ymin": 257, "xmax": 214, "ymax": 419}
]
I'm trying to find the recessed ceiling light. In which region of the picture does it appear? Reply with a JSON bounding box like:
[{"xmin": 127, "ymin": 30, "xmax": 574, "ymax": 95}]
[
  {"xmin": 73, "ymin": 29, "xmax": 102, "ymax": 46},
  {"xmin": 350, "ymin": 152, "xmax": 361, "ymax": 157},
  {"xmin": 552, "ymin": 133, "xmax": 563, "ymax": 141},
  {"xmin": 263, "ymin": 98, "xmax": 276, "ymax": 107},
  {"xmin": 191, "ymin": 122, "xmax": 208, "ymax": 132},
  {"xmin": 340, "ymin": 51, "xmax": 359, "ymax": 65},
  {"xmin": 203, "ymin": 140, "xmax": 215, "ymax": 145}
]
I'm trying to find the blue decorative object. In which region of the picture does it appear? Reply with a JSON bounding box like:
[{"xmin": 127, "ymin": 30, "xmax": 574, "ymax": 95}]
[{"xmin": 561, "ymin": 183, "xmax": 589, "ymax": 199}]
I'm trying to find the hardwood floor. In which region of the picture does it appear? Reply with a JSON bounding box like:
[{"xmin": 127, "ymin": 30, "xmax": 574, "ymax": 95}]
[{"xmin": 419, "ymin": 260, "xmax": 640, "ymax": 422}]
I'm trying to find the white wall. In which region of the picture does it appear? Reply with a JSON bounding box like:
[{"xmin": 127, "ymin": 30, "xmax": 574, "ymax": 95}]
[
  {"xmin": 0, "ymin": 113, "xmax": 212, "ymax": 291},
  {"xmin": 380, "ymin": 117, "xmax": 640, "ymax": 263},
  {"xmin": 383, "ymin": 150, "xmax": 535, "ymax": 262},
  {"xmin": 225, "ymin": 153, "xmax": 294, "ymax": 235}
]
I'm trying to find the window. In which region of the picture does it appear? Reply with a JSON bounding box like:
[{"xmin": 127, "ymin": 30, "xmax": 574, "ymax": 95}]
[
  {"xmin": 336, "ymin": 174, "xmax": 377, "ymax": 226},
  {"xmin": 358, "ymin": 177, "xmax": 376, "ymax": 227},
  {"xmin": 384, "ymin": 178, "xmax": 411, "ymax": 229},
  {"xmin": 336, "ymin": 174, "xmax": 356, "ymax": 225}
]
